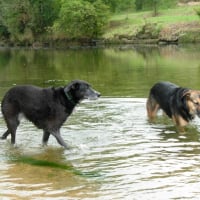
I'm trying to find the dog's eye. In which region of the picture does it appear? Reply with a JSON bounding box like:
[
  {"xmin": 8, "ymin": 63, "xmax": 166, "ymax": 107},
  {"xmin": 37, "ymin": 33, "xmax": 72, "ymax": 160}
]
[{"xmin": 193, "ymin": 101, "xmax": 199, "ymax": 105}]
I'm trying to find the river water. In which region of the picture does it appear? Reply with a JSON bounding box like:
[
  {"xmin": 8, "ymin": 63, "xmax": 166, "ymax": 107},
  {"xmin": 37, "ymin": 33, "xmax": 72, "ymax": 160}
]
[{"xmin": 0, "ymin": 45, "xmax": 200, "ymax": 199}]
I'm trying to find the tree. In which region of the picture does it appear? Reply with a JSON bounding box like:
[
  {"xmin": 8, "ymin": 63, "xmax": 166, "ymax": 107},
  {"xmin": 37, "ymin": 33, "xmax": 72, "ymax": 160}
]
[
  {"xmin": 29, "ymin": 0, "xmax": 60, "ymax": 36},
  {"xmin": 0, "ymin": 0, "xmax": 60, "ymax": 40},
  {"xmin": 135, "ymin": 0, "xmax": 144, "ymax": 10},
  {"xmin": 135, "ymin": 0, "xmax": 159, "ymax": 13},
  {"xmin": 1, "ymin": 0, "xmax": 32, "ymax": 37},
  {"xmin": 83, "ymin": 0, "xmax": 118, "ymax": 12},
  {"xmin": 0, "ymin": 23, "xmax": 9, "ymax": 39},
  {"xmin": 152, "ymin": 0, "xmax": 158, "ymax": 16},
  {"xmin": 195, "ymin": 7, "xmax": 200, "ymax": 18},
  {"xmin": 135, "ymin": 0, "xmax": 177, "ymax": 13},
  {"xmin": 93, "ymin": 0, "xmax": 110, "ymax": 36},
  {"xmin": 0, "ymin": 0, "xmax": 9, "ymax": 38},
  {"xmin": 53, "ymin": 0, "xmax": 109, "ymax": 39},
  {"xmin": 101, "ymin": 0, "xmax": 134, "ymax": 12}
]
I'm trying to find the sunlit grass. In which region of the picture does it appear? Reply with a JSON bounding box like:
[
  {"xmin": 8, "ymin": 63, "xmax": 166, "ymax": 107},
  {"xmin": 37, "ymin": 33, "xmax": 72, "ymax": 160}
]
[
  {"xmin": 110, "ymin": 6, "xmax": 198, "ymax": 24},
  {"xmin": 104, "ymin": 5, "xmax": 200, "ymax": 38}
]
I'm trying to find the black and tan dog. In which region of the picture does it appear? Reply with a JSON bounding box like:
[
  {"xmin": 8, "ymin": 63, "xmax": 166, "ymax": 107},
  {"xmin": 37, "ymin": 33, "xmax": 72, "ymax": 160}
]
[
  {"xmin": 1, "ymin": 80, "xmax": 100, "ymax": 148},
  {"xmin": 146, "ymin": 81, "xmax": 200, "ymax": 131}
]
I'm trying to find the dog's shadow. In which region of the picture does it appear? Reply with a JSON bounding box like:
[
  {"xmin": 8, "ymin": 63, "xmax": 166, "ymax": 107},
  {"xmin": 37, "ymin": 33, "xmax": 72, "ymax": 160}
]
[
  {"xmin": 2, "ymin": 147, "xmax": 102, "ymax": 196},
  {"xmin": 6, "ymin": 147, "xmax": 101, "ymax": 181}
]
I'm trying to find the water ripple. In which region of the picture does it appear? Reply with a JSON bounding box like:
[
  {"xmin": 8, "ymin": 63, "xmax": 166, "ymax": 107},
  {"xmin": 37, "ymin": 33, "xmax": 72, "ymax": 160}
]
[{"xmin": 1, "ymin": 98, "xmax": 200, "ymax": 199}]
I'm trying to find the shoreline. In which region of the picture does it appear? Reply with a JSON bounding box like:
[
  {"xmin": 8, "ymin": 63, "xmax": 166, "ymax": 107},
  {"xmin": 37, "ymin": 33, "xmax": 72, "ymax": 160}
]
[{"xmin": 1, "ymin": 23, "xmax": 200, "ymax": 49}]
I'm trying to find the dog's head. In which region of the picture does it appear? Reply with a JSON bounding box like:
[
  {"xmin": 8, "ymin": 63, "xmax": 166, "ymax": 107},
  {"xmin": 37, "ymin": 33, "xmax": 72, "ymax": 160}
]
[
  {"xmin": 64, "ymin": 80, "xmax": 101, "ymax": 104},
  {"xmin": 182, "ymin": 90, "xmax": 200, "ymax": 117}
]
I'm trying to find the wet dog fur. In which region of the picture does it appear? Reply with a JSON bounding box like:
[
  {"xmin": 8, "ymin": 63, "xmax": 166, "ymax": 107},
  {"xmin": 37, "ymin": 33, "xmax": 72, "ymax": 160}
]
[
  {"xmin": 146, "ymin": 81, "xmax": 200, "ymax": 131},
  {"xmin": 1, "ymin": 80, "xmax": 100, "ymax": 148}
]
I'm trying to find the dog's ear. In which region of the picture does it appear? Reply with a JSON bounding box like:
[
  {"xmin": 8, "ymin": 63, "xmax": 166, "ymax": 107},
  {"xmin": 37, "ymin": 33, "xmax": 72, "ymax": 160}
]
[
  {"xmin": 71, "ymin": 82, "xmax": 80, "ymax": 90},
  {"xmin": 182, "ymin": 91, "xmax": 191, "ymax": 100},
  {"xmin": 64, "ymin": 82, "xmax": 79, "ymax": 94}
]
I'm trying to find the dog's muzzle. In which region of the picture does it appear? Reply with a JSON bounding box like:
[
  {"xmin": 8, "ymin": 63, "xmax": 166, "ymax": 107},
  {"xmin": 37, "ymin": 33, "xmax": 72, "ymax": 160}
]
[
  {"xmin": 197, "ymin": 109, "xmax": 200, "ymax": 117},
  {"xmin": 90, "ymin": 90, "xmax": 101, "ymax": 100},
  {"xmin": 85, "ymin": 88, "xmax": 101, "ymax": 100}
]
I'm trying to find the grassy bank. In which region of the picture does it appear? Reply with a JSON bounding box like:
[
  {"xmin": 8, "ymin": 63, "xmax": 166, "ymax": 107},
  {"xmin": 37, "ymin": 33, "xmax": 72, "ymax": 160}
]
[
  {"xmin": 1, "ymin": 4, "xmax": 200, "ymax": 47},
  {"xmin": 103, "ymin": 5, "xmax": 200, "ymax": 44}
]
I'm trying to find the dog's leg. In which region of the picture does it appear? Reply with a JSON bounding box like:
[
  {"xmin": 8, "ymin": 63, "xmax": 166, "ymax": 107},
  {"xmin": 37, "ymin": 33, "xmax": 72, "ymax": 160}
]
[
  {"xmin": 1, "ymin": 130, "xmax": 10, "ymax": 139},
  {"xmin": 5, "ymin": 116, "xmax": 20, "ymax": 144},
  {"xmin": 172, "ymin": 115, "xmax": 188, "ymax": 133},
  {"xmin": 146, "ymin": 96, "xmax": 160, "ymax": 120},
  {"xmin": 51, "ymin": 130, "xmax": 69, "ymax": 149},
  {"xmin": 42, "ymin": 131, "xmax": 50, "ymax": 146}
]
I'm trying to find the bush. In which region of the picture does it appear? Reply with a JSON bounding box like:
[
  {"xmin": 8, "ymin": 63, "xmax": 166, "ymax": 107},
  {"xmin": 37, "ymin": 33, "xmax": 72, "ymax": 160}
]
[
  {"xmin": 53, "ymin": 0, "xmax": 109, "ymax": 39},
  {"xmin": 195, "ymin": 6, "xmax": 200, "ymax": 18},
  {"xmin": 0, "ymin": 24, "xmax": 9, "ymax": 39}
]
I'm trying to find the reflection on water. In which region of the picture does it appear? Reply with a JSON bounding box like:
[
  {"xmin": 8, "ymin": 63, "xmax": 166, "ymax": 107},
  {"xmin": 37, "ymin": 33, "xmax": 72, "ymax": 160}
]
[
  {"xmin": 1, "ymin": 45, "xmax": 200, "ymax": 199},
  {"xmin": 1, "ymin": 44, "xmax": 200, "ymax": 98},
  {"xmin": 0, "ymin": 98, "xmax": 200, "ymax": 199}
]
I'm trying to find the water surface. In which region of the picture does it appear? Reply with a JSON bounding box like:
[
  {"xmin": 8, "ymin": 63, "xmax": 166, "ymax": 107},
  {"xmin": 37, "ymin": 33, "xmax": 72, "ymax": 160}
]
[{"xmin": 0, "ymin": 45, "xmax": 200, "ymax": 199}]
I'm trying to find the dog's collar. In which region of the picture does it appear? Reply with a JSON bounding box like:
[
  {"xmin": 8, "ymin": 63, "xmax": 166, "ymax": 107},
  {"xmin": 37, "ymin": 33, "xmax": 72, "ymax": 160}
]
[{"xmin": 64, "ymin": 92, "xmax": 76, "ymax": 105}]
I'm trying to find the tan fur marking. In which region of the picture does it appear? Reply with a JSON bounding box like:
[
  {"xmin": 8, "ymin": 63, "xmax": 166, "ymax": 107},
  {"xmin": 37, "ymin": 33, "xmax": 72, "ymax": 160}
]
[
  {"xmin": 146, "ymin": 98, "xmax": 160, "ymax": 120},
  {"xmin": 185, "ymin": 90, "xmax": 200, "ymax": 117},
  {"xmin": 172, "ymin": 114, "xmax": 188, "ymax": 132}
]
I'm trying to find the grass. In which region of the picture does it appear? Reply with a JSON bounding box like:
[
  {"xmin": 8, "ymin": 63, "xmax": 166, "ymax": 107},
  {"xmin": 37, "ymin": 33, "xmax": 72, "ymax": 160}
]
[{"xmin": 103, "ymin": 5, "xmax": 200, "ymax": 39}]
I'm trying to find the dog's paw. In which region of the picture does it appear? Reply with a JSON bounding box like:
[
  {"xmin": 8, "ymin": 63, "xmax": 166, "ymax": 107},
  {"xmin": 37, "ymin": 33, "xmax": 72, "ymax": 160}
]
[{"xmin": 0, "ymin": 136, "xmax": 7, "ymax": 140}]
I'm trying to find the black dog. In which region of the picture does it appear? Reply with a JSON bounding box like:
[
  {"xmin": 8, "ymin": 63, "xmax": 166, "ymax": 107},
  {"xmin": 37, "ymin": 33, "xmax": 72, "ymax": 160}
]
[
  {"xmin": 1, "ymin": 80, "xmax": 100, "ymax": 148},
  {"xmin": 146, "ymin": 81, "xmax": 200, "ymax": 131}
]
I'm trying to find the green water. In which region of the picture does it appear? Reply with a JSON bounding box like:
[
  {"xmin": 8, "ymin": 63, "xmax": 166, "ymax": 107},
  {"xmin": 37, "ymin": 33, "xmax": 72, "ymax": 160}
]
[
  {"xmin": 0, "ymin": 44, "xmax": 200, "ymax": 199},
  {"xmin": 1, "ymin": 44, "xmax": 200, "ymax": 99}
]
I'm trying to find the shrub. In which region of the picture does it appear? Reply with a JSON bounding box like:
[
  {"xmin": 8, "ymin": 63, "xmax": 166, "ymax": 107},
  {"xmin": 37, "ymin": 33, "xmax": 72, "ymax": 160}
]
[
  {"xmin": 195, "ymin": 6, "xmax": 200, "ymax": 18},
  {"xmin": 53, "ymin": 0, "xmax": 109, "ymax": 39}
]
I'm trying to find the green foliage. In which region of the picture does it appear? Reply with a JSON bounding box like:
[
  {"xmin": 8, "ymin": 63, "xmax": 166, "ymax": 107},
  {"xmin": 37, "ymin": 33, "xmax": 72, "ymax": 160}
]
[
  {"xmin": 135, "ymin": 0, "xmax": 177, "ymax": 11},
  {"xmin": 0, "ymin": 0, "xmax": 60, "ymax": 41},
  {"xmin": 0, "ymin": 0, "xmax": 32, "ymax": 38},
  {"xmin": 93, "ymin": 0, "xmax": 110, "ymax": 36},
  {"xmin": 195, "ymin": 6, "xmax": 200, "ymax": 18},
  {"xmin": 0, "ymin": 24, "xmax": 9, "ymax": 39},
  {"xmin": 80, "ymin": 0, "xmax": 177, "ymax": 13},
  {"xmin": 100, "ymin": 0, "xmax": 135, "ymax": 12},
  {"xmin": 53, "ymin": 0, "xmax": 109, "ymax": 39},
  {"xmin": 0, "ymin": 0, "xmax": 184, "ymax": 43},
  {"xmin": 85, "ymin": 0, "xmax": 118, "ymax": 12},
  {"xmin": 29, "ymin": 0, "xmax": 60, "ymax": 36}
]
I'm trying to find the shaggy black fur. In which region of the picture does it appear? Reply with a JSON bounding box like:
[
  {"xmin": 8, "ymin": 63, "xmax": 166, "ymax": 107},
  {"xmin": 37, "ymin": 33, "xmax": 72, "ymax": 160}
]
[{"xmin": 1, "ymin": 80, "xmax": 100, "ymax": 148}]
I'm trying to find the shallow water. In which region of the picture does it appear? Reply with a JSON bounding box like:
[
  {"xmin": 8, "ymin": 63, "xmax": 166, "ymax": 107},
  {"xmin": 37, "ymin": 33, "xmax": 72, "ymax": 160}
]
[
  {"xmin": 1, "ymin": 45, "xmax": 200, "ymax": 199},
  {"xmin": 1, "ymin": 98, "xmax": 200, "ymax": 199}
]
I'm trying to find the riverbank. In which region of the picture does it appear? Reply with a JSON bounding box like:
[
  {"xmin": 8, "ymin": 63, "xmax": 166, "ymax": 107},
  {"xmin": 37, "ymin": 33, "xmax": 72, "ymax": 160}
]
[
  {"xmin": 102, "ymin": 5, "xmax": 200, "ymax": 45},
  {"xmin": 1, "ymin": 4, "xmax": 200, "ymax": 48}
]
